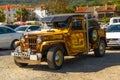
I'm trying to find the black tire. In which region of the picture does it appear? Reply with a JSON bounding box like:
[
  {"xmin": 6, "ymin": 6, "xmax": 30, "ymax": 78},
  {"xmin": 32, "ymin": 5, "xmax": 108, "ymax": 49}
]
[
  {"xmin": 94, "ymin": 40, "xmax": 106, "ymax": 57},
  {"xmin": 47, "ymin": 46, "xmax": 64, "ymax": 69},
  {"xmin": 89, "ymin": 28, "xmax": 99, "ymax": 44},
  {"xmin": 11, "ymin": 40, "xmax": 19, "ymax": 50},
  {"xmin": 14, "ymin": 58, "xmax": 28, "ymax": 67}
]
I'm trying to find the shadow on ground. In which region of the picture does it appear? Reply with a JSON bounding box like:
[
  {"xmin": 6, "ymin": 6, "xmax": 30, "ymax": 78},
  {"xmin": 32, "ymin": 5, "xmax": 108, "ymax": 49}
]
[
  {"xmin": 0, "ymin": 49, "xmax": 13, "ymax": 56},
  {"xmin": 24, "ymin": 52, "xmax": 120, "ymax": 73}
]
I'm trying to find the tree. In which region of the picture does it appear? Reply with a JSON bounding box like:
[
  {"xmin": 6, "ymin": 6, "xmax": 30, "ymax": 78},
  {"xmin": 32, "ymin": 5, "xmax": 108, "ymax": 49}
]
[
  {"xmin": 102, "ymin": 16, "xmax": 109, "ymax": 23},
  {"xmin": 14, "ymin": 8, "xmax": 29, "ymax": 21},
  {"xmin": 65, "ymin": 4, "xmax": 76, "ymax": 13},
  {"xmin": 0, "ymin": 10, "xmax": 5, "ymax": 22},
  {"xmin": 112, "ymin": 0, "xmax": 120, "ymax": 8},
  {"xmin": 46, "ymin": 0, "xmax": 70, "ymax": 14}
]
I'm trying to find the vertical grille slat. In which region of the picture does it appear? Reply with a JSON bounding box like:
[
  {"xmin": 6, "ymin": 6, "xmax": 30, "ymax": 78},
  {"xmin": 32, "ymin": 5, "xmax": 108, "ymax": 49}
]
[{"xmin": 27, "ymin": 36, "xmax": 37, "ymax": 51}]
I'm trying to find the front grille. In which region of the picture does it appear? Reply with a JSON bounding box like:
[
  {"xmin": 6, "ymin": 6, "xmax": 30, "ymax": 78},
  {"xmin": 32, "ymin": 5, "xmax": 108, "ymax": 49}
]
[{"xmin": 28, "ymin": 36, "xmax": 37, "ymax": 50}]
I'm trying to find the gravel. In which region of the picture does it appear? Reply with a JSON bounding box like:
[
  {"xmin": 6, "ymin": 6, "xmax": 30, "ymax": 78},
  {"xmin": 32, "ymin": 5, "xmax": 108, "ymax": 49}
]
[{"xmin": 0, "ymin": 49, "xmax": 120, "ymax": 80}]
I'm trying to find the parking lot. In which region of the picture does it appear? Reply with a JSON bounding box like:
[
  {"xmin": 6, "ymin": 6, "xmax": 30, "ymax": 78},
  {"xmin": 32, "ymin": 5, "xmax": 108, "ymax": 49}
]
[{"xmin": 0, "ymin": 49, "xmax": 120, "ymax": 80}]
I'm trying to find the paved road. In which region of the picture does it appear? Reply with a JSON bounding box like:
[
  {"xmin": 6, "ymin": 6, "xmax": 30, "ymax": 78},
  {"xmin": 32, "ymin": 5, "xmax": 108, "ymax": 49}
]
[{"xmin": 0, "ymin": 49, "xmax": 120, "ymax": 80}]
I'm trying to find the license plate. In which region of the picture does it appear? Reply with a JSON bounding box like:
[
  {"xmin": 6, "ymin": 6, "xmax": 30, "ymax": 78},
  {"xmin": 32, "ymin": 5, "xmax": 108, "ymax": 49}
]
[{"xmin": 30, "ymin": 55, "xmax": 37, "ymax": 60}]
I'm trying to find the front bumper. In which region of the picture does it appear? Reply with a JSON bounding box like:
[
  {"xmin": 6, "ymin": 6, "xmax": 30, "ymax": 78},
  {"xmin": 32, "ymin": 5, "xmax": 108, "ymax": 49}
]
[
  {"xmin": 11, "ymin": 51, "xmax": 42, "ymax": 64},
  {"xmin": 107, "ymin": 39, "xmax": 120, "ymax": 47}
]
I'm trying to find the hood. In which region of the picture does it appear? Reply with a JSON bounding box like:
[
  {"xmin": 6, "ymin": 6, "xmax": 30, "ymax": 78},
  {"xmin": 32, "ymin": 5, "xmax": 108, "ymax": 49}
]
[
  {"xmin": 106, "ymin": 32, "xmax": 120, "ymax": 39},
  {"xmin": 16, "ymin": 31, "xmax": 25, "ymax": 33},
  {"xmin": 24, "ymin": 28, "xmax": 68, "ymax": 36}
]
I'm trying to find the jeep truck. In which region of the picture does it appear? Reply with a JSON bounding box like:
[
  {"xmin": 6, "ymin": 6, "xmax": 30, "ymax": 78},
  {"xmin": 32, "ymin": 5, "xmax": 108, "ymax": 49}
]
[{"xmin": 11, "ymin": 14, "xmax": 106, "ymax": 69}]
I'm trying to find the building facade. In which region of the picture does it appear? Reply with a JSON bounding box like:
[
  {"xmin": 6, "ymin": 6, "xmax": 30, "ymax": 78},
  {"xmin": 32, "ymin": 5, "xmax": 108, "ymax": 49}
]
[
  {"xmin": 0, "ymin": 4, "xmax": 49, "ymax": 23},
  {"xmin": 34, "ymin": 4, "xmax": 50, "ymax": 21},
  {"xmin": 75, "ymin": 5, "xmax": 120, "ymax": 21}
]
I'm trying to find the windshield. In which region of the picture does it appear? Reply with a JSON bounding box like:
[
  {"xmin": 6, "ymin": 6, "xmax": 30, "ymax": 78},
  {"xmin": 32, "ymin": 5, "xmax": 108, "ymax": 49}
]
[
  {"xmin": 106, "ymin": 25, "xmax": 120, "ymax": 32},
  {"xmin": 43, "ymin": 20, "xmax": 69, "ymax": 29},
  {"xmin": 15, "ymin": 26, "xmax": 27, "ymax": 31}
]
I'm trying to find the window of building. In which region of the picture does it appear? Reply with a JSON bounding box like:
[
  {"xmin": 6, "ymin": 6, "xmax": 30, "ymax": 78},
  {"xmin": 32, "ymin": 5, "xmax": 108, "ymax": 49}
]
[
  {"xmin": 98, "ymin": 14, "xmax": 104, "ymax": 19},
  {"xmin": 106, "ymin": 13, "xmax": 114, "ymax": 18}
]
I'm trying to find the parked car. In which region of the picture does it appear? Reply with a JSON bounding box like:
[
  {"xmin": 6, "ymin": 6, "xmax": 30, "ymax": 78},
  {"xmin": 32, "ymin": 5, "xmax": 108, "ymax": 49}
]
[
  {"xmin": 106, "ymin": 24, "xmax": 120, "ymax": 47},
  {"xmin": 11, "ymin": 14, "xmax": 106, "ymax": 69},
  {"xmin": 0, "ymin": 25, "xmax": 21, "ymax": 49},
  {"xmin": 5, "ymin": 24, "xmax": 20, "ymax": 30},
  {"xmin": 109, "ymin": 17, "xmax": 120, "ymax": 25},
  {"xmin": 15, "ymin": 25, "xmax": 41, "ymax": 33},
  {"xmin": 25, "ymin": 21, "xmax": 42, "ymax": 25},
  {"xmin": 14, "ymin": 21, "xmax": 26, "ymax": 25}
]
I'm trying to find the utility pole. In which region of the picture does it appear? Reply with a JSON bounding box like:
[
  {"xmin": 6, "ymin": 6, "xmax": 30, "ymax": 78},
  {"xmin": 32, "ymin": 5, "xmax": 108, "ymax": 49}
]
[
  {"xmin": 5, "ymin": 0, "xmax": 8, "ymax": 23},
  {"xmin": 20, "ymin": 8, "xmax": 22, "ymax": 21}
]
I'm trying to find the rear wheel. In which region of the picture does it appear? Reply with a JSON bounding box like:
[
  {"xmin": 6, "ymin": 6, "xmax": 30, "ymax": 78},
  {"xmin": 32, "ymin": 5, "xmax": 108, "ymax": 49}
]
[
  {"xmin": 94, "ymin": 40, "xmax": 106, "ymax": 57},
  {"xmin": 47, "ymin": 46, "xmax": 64, "ymax": 69}
]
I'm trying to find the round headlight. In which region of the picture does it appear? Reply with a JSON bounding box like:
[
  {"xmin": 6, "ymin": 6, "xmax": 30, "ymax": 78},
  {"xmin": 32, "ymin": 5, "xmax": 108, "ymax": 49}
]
[
  {"xmin": 27, "ymin": 48, "xmax": 31, "ymax": 54},
  {"xmin": 37, "ymin": 36, "xmax": 42, "ymax": 43},
  {"xmin": 21, "ymin": 36, "xmax": 25, "ymax": 43},
  {"xmin": 18, "ymin": 46, "xmax": 22, "ymax": 53}
]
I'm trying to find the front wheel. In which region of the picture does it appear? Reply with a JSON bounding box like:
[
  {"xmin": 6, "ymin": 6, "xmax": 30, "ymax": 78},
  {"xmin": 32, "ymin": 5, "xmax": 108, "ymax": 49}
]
[
  {"xmin": 47, "ymin": 46, "xmax": 64, "ymax": 69},
  {"xmin": 94, "ymin": 40, "xmax": 106, "ymax": 57}
]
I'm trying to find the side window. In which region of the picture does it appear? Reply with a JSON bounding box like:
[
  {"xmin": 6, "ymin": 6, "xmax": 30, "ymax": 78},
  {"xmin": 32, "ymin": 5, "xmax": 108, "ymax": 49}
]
[
  {"xmin": 0, "ymin": 27, "xmax": 15, "ymax": 34},
  {"xmin": 54, "ymin": 19, "xmax": 69, "ymax": 28},
  {"xmin": 0, "ymin": 27, "xmax": 4, "ymax": 34},
  {"xmin": 28, "ymin": 26, "xmax": 40, "ymax": 31},
  {"xmin": 72, "ymin": 19, "xmax": 82, "ymax": 30},
  {"xmin": 113, "ymin": 19, "xmax": 117, "ymax": 23},
  {"xmin": 119, "ymin": 19, "xmax": 120, "ymax": 22}
]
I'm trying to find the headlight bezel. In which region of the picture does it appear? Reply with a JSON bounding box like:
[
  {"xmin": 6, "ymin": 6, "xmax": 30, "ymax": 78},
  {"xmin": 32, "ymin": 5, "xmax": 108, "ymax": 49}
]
[
  {"xmin": 37, "ymin": 36, "xmax": 42, "ymax": 43},
  {"xmin": 20, "ymin": 36, "xmax": 25, "ymax": 43}
]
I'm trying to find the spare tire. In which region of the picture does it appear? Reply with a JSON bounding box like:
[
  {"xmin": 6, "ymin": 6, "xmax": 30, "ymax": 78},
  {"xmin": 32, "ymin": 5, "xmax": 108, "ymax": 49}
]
[{"xmin": 89, "ymin": 27, "xmax": 99, "ymax": 44}]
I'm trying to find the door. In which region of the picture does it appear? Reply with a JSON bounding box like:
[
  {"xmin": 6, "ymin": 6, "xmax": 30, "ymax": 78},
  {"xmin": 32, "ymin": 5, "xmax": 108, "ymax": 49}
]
[
  {"xmin": 0, "ymin": 27, "xmax": 15, "ymax": 48},
  {"xmin": 69, "ymin": 17, "xmax": 87, "ymax": 54}
]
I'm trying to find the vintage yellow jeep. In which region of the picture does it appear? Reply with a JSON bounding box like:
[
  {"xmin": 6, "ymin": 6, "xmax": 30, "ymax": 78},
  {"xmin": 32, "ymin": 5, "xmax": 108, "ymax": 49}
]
[{"xmin": 11, "ymin": 14, "xmax": 106, "ymax": 69}]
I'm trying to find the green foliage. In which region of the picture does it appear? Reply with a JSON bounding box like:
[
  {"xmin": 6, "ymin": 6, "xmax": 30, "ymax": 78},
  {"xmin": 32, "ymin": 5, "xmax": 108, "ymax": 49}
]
[
  {"xmin": 112, "ymin": 0, "xmax": 120, "ymax": 9},
  {"xmin": 14, "ymin": 8, "xmax": 29, "ymax": 21},
  {"xmin": 0, "ymin": 10, "xmax": 5, "ymax": 22},
  {"xmin": 0, "ymin": 0, "xmax": 114, "ymax": 7},
  {"xmin": 46, "ymin": 0, "xmax": 76, "ymax": 14},
  {"xmin": 102, "ymin": 17, "xmax": 109, "ymax": 23},
  {"xmin": 66, "ymin": 5, "xmax": 76, "ymax": 13},
  {"xmin": 46, "ymin": 0, "xmax": 69, "ymax": 14},
  {"xmin": 0, "ymin": 0, "xmax": 114, "ymax": 6},
  {"xmin": 0, "ymin": 0, "xmax": 49, "ymax": 5},
  {"xmin": 88, "ymin": 1, "xmax": 103, "ymax": 6}
]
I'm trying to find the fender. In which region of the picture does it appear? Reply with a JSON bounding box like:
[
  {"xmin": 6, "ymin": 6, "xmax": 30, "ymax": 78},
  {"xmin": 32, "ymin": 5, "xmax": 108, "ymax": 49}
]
[{"xmin": 38, "ymin": 40, "xmax": 65, "ymax": 52}]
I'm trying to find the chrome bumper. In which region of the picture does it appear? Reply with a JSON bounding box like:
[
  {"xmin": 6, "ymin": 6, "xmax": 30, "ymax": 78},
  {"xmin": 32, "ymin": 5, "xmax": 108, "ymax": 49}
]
[
  {"xmin": 107, "ymin": 40, "xmax": 120, "ymax": 47},
  {"xmin": 11, "ymin": 51, "xmax": 42, "ymax": 64}
]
